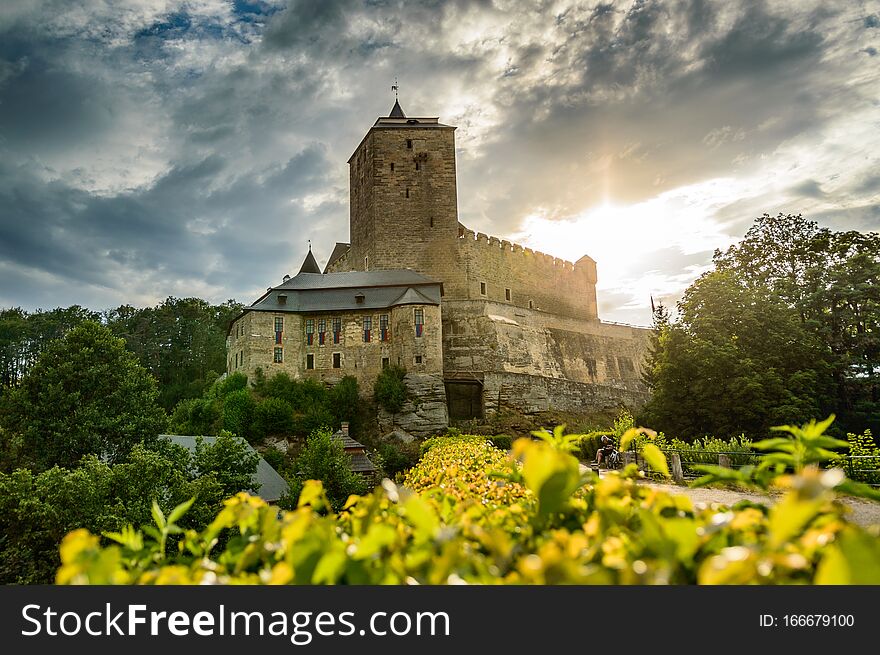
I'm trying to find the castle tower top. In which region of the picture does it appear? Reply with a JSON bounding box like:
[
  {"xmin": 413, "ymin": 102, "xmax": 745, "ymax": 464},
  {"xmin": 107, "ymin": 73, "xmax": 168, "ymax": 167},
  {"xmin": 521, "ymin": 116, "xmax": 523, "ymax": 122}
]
[{"xmin": 388, "ymin": 99, "xmax": 405, "ymax": 118}]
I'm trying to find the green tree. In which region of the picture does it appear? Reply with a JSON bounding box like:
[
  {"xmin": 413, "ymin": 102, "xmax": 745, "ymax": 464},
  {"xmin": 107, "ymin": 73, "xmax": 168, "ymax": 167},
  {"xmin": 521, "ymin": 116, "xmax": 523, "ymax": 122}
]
[
  {"xmin": 640, "ymin": 270, "xmax": 830, "ymax": 439},
  {"xmin": 283, "ymin": 427, "xmax": 367, "ymax": 511},
  {"xmin": 2, "ymin": 322, "xmax": 168, "ymax": 470},
  {"xmin": 374, "ymin": 365, "xmax": 407, "ymax": 413}
]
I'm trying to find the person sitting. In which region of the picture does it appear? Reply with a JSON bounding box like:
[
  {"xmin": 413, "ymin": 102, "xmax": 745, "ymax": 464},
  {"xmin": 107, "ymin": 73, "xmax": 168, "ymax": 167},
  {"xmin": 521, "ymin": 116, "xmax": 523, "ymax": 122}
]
[{"xmin": 596, "ymin": 434, "xmax": 616, "ymax": 468}]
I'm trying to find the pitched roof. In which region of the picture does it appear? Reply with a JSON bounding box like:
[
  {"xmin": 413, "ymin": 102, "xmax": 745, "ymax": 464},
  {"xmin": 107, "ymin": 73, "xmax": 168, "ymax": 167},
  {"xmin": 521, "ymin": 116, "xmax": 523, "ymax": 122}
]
[
  {"xmin": 348, "ymin": 452, "xmax": 376, "ymax": 474},
  {"xmin": 299, "ymin": 249, "xmax": 321, "ymax": 274},
  {"xmin": 389, "ymin": 99, "xmax": 405, "ymax": 118},
  {"xmin": 324, "ymin": 242, "xmax": 351, "ymax": 272},
  {"xmin": 159, "ymin": 435, "xmax": 290, "ymax": 503},
  {"xmin": 332, "ymin": 430, "xmax": 367, "ymax": 451}
]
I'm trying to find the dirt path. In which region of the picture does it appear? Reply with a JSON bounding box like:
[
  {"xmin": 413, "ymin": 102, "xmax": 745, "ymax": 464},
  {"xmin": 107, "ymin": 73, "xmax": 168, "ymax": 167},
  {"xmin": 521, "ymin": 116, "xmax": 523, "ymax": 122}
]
[
  {"xmin": 579, "ymin": 464, "xmax": 880, "ymax": 528},
  {"xmin": 642, "ymin": 479, "xmax": 880, "ymax": 528}
]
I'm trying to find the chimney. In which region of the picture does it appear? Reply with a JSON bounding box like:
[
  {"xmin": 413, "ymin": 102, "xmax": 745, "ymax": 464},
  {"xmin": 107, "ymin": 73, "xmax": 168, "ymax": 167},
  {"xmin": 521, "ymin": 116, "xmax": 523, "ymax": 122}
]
[
  {"xmin": 341, "ymin": 422, "xmax": 349, "ymax": 436},
  {"xmin": 283, "ymin": 274, "xmax": 290, "ymax": 282}
]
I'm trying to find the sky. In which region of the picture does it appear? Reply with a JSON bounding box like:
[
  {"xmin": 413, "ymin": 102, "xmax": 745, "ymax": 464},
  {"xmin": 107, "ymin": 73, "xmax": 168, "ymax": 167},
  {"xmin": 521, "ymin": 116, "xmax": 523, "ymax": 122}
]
[{"xmin": 0, "ymin": 0, "xmax": 878, "ymax": 325}]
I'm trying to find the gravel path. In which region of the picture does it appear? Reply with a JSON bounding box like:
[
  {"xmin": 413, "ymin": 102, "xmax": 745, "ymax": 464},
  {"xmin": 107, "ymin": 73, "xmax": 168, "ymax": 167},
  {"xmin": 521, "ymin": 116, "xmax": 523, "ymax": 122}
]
[{"xmin": 579, "ymin": 464, "xmax": 880, "ymax": 528}]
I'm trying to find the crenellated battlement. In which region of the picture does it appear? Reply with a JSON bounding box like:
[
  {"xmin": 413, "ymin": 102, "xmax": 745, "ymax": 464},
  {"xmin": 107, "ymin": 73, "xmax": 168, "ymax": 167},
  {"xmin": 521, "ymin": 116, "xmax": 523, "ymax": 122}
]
[
  {"xmin": 457, "ymin": 224, "xmax": 592, "ymax": 275},
  {"xmin": 455, "ymin": 223, "xmax": 597, "ymax": 320}
]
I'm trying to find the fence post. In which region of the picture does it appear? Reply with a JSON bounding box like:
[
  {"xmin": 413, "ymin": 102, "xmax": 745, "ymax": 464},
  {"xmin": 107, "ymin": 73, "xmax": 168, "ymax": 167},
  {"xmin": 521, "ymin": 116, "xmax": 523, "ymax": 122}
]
[
  {"xmin": 670, "ymin": 452, "xmax": 684, "ymax": 484},
  {"xmin": 718, "ymin": 454, "xmax": 731, "ymax": 468}
]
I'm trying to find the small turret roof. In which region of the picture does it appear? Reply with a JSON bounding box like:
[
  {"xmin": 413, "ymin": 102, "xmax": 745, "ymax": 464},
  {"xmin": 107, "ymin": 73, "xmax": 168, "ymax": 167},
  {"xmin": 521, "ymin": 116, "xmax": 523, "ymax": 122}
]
[
  {"xmin": 389, "ymin": 99, "xmax": 405, "ymax": 118},
  {"xmin": 299, "ymin": 248, "xmax": 321, "ymax": 274}
]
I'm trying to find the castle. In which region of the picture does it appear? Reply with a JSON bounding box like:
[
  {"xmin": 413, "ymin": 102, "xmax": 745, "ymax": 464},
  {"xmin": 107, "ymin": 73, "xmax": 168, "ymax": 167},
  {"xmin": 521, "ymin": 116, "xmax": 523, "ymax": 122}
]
[{"xmin": 227, "ymin": 101, "xmax": 651, "ymax": 436}]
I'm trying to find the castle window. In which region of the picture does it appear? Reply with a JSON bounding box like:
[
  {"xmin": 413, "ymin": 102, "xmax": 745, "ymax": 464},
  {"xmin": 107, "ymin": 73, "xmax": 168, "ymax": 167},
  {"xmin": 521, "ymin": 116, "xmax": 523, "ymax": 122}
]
[
  {"xmin": 379, "ymin": 314, "xmax": 389, "ymax": 341},
  {"xmin": 240, "ymin": 350, "xmax": 243, "ymax": 366},
  {"xmin": 364, "ymin": 256, "xmax": 369, "ymax": 271},
  {"xmin": 406, "ymin": 139, "xmax": 412, "ymax": 149},
  {"xmin": 274, "ymin": 347, "xmax": 283, "ymax": 364},
  {"xmin": 505, "ymin": 288, "xmax": 512, "ymax": 302},
  {"xmin": 405, "ymin": 187, "xmax": 410, "ymax": 198},
  {"xmin": 318, "ymin": 318, "xmax": 326, "ymax": 345},
  {"xmin": 363, "ymin": 316, "xmax": 372, "ymax": 342},
  {"xmin": 529, "ymin": 300, "xmax": 534, "ymax": 309},
  {"xmin": 306, "ymin": 318, "xmax": 314, "ymax": 345},
  {"xmin": 430, "ymin": 217, "xmax": 434, "ymax": 227},
  {"xmin": 274, "ymin": 316, "xmax": 283, "ymax": 344},
  {"xmin": 415, "ymin": 161, "xmax": 420, "ymax": 171},
  {"xmin": 382, "ymin": 357, "xmax": 390, "ymax": 369},
  {"xmin": 235, "ymin": 352, "xmax": 238, "ymax": 368},
  {"xmin": 333, "ymin": 352, "xmax": 341, "ymax": 369},
  {"xmin": 390, "ymin": 163, "xmax": 394, "ymax": 172},
  {"xmin": 414, "ymin": 355, "xmax": 423, "ymax": 364},
  {"xmin": 414, "ymin": 308, "xmax": 424, "ymax": 337},
  {"xmin": 306, "ymin": 353, "xmax": 314, "ymax": 370},
  {"xmin": 480, "ymin": 282, "xmax": 487, "ymax": 296},
  {"xmin": 332, "ymin": 317, "xmax": 342, "ymax": 343}
]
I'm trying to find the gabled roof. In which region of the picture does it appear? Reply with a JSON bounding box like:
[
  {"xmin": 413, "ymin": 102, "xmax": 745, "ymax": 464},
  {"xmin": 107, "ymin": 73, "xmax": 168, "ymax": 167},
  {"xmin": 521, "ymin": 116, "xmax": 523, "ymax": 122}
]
[
  {"xmin": 159, "ymin": 435, "xmax": 290, "ymax": 503},
  {"xmin": 299, "ymin": 249, "xmax": 321, "ymax": 274}
]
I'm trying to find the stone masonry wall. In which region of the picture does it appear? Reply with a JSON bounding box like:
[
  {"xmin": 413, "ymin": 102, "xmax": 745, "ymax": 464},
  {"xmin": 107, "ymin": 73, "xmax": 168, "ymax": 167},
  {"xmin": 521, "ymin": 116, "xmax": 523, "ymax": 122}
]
[
  {"xmin": 441, "ymin": 299, "xmax": 650, "ymax": 412},
  {"xmin": 347, "ymin": 126, "xmax": 461, "ymax": 289},
  {"xmin": 228, "ymin": 304, "xmax": 443, "ymax": 392},
  {"xmin": 456, "ymin": 227, "xmax": 598, "ymax": 320},
  {"xmin": 482, "ymin": 372, "xmax": 650, "ymax": 415}
]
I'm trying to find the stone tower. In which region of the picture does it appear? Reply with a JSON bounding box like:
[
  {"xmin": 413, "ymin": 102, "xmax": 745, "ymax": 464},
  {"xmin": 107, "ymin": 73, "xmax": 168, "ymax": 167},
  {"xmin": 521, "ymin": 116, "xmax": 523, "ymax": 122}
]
[{"xmin": 347, "ymin": 100, "xmax": 461, "ymax": 291}]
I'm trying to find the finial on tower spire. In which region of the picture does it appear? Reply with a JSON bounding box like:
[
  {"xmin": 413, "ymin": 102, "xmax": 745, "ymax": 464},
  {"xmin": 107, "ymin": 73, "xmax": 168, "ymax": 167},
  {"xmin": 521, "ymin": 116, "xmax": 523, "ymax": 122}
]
[
  {"xmin": 388, "ymin": 77, "xmax": 405, "ymax": 117},
  {"xmin": 392, "ymin": 76, "xmax": 399, "ymax": 100}
]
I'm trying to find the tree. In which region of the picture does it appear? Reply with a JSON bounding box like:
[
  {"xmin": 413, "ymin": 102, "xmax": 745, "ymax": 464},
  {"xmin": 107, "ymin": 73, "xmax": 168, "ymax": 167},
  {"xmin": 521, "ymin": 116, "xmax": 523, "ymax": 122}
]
[
  {"xmin": 375, "ymin": 365, "xmax": 407, "ymax": 413},
  {"xmin": 283, "ymin": 427, "xmax": 367, "ymax": 511},
  {"xmin": 640, "ymin": 270, "xmax": 830, "ymax": 439},
  {"xmin": 2, "ymin": 321, "xmax": 168, "ymax": 470}
]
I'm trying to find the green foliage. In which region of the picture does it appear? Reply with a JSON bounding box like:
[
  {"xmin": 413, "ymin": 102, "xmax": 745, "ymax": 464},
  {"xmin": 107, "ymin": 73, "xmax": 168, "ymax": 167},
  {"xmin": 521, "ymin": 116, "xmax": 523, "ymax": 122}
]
[
  {"xmin": 57, "ymin": 419, "xmax": 880, "ymax": 586},
  {"xmin": 282, "ymin": 428, "xmax": 367, "ymax": 512},
  {"xmin": 168, "ymin": 397, "xmax": 222, "ymax": 436},
  {"xmin": 375, "ymin": 441, "xmax": 420, "ymax": 478},
  {"xmin": 0, "ymin": 436, "xmax": 258, "ymax": 584},
  {"xmin": 845, "ymin": 430, "xmax": 880, "ymax": 484},
  {"xmin": 251, "ymin": 397, "xmax": 295, "ymax": 439},
  {"xmin": 2, "ymin": 321, "xmax": 168, "ymax": 470},
  {"xmin": 260, "ymin": 448, "xmax": 287, "ymax": 475},
  {"xmin": 106, "ymin": 298, "xmax": 243, "ymax": 411},
  {"xmin": 374, "ymin": 365, "xmax": 407, "ymax": 413},
  {"xmin": 221, "ymin": 388, "xmax": 255, "ymax": 439},
  {"xmin": 193, "ymin": 431, "xmax": 261, "ymax": 497},
  {"xmin": 489, "ymin": 434, "xmax": 513, "ymax": 450},
  {"xmin": 329, "ymin": 376, "xmax": 360, "ymax": 424},
  {"xmin": 641, "ymin": 268, "xmax": 830, "ymax": 439},
  {"xmin": 211, "ymin": 372, "xmax": 248, "ymax": 398}
]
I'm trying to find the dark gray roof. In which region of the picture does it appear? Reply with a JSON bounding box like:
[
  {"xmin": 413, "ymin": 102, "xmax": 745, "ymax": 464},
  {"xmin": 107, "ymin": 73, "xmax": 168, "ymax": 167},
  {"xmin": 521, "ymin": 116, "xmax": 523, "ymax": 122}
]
[
  {"xmin": 389, "ymin": 99, "xmax": 405, "ymax": 118},
  {"xmin": 277, "ymin": 269, "xmax": 436, "ymax": 290},
  {"xmin": 160, "ymin": 435, "xmax": 290, "ymax": 503},
  {"xmin": 299, "ymin": 249, "xmax": 321, "ymax": 274},
  {"xmin": 349, "ymin": 452, "xmax": 376, "ymax": 474},
  {"xmin": 324, "ymin": 242, "xmax": 351, "ymax": 272},
  {"xmin": 332, "ymin": 430, "xmax": 367, "ymax": 450}
]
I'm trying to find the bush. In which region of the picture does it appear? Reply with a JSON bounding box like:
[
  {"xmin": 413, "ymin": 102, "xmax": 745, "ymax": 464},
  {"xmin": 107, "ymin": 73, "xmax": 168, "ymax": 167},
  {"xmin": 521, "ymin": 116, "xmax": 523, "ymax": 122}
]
[
  {"xmin": 222, "ymin": 388, "xmax": 255, "ymax": 439},
  {"xmin": 329, "ymin": 376, "xmax": 360, "ymax": 424},
  {"xmin": 374, "ymin": 365, "xmax": 407, "ymax": 413},
  {"xmin": 375, "ymin": 441, "xmax": 420, "ymax": 478},
  {"xmin": 261, "ymin": 448, "xmax": 287, "ymax": 475},
  {"xmin": 488, "ymin": 435, "xmax": 513, "ymax": 450},
  {"xmin": 211, "ymin": 372, "xmax": 248, "ymax": 398},
  {"xmin": 251, "ymin": 397, "xmax": 295, "ymax": 440},
  {"xmin": 58, "ymin": 418, "xmax": 880, "ymax": 585},
  {"xmin": 282, "ymin": 427, "xmax": 367, "ymax": 511},
  {"xmin": 169, "ymin": 397, "xmax": 221, "ymax": 436},
  {"xmin": 0, "ymin": 436, "xmax": 258, "ymax": 584}
]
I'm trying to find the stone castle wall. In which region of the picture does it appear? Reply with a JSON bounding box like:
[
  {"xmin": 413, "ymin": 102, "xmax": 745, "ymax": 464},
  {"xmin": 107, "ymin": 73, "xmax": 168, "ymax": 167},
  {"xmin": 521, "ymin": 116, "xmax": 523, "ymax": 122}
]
[
  {"xmin": 442, "ymin": 299, "xmax": 650, "ymax": 414},
  {"xmin": 455, "ymin": 227, "xmax": 598, "ymax": 320}
]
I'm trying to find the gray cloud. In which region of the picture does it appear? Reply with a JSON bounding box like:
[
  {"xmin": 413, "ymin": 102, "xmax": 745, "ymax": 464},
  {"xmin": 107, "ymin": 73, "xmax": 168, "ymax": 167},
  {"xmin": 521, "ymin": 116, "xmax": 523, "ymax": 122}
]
[{"xmin": 0, "ymin": 0, "xmax": 877, "ymax": 324}]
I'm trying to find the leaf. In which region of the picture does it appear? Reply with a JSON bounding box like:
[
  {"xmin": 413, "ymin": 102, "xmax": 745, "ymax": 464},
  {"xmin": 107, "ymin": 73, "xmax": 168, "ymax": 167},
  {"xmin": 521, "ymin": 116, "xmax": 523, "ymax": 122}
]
[
  {"xmin": 815, "ymin": 528, "xmax": 880, "ymax": 584},
  {"xmin": 752, "ymin": 437, "xmax": 795, "ymax": 452},
  {"xmin": 768, "ymin": 494, "xmax": 824, "ymax": 549},
  {"xmin": 641, "ymin": 443, "xmax": 669, "ymax": 478},
  {"xmin": 403, "ymin": 494, "xmax": 439, "ymax": 537},
  {"xmin": 167, "ymin": 497, "xmax": 195, "ymax": 527},
  {"xmin": 619, "ymin": 428, "xmax": 641, "ymax": 452},
  {"xmin": 151, "ymin": 500, "xmax": 166, "ymax": 530}
]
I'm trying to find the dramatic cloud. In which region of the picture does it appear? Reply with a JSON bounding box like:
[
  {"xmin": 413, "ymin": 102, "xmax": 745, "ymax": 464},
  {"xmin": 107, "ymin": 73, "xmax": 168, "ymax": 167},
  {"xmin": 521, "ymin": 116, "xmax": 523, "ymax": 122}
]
[{"xmin": 1, "ymin": 0, "xmax": 878, "ymax": 324}]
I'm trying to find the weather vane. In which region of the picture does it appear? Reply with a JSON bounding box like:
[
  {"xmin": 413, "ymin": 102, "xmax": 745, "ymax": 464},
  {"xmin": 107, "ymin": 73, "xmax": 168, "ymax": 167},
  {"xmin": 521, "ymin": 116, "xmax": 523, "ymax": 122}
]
[
  {"xmin": 308, "ymin": 239, "xmax": 311, "ymax": 251},
  {"xmin": 391, "ymin": 76, "xmax": 399, "ymax": 100}
]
